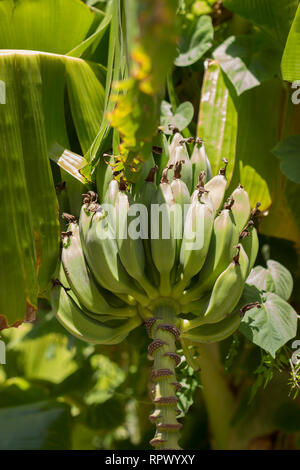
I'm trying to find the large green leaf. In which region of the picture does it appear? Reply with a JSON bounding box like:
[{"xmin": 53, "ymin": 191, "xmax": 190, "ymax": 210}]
[
  {"xmin": 197, "ymin": 60, "xmax": 238, "ymax": 182},
  {"xmin": 272, "ymin": 135, "xmax": 300, "ymax": 183},
  {"xmin": 213, "ymin": 34, "xmax": 281, "ymax": 95},
  {"xmin": 281, "ymin": 4, "xmax": 300, "ymax": 81},
  {"xmin": 239, "ymin": 292, "xmax": 298, "ymax": 357},
  {"xmin": 227, "ymin": 80, "xmax": 282, "ymax": 211},
  {"xmin": 15, "ymin": 54, "xmax": 61, "ymax": 296},
  {"xmin": 175, "ymin": 15, "xmax": 214, "ymax": 67},
  {"xmin": 0, "ymin": 400, "xmax": 71, "ymax": 450},
  {"xmin": 260, "ymin": 88, "xmax": 300, "ymax": 243},
  {"xmin": 0, "ymin": 53, "xmax": 38, "ymax": 328},
  {"xmin": 0, "ymin": 0, "xmax": 94, "ymax": 54},
  {"xmin": 67, "ymin": 1, "xmax": 112, "ymax": 59},
  {"xmin": 66, "ymin": 60, "xmax": 105, "ymax": 154},
  {"xmin": 223, "ymin": 0, "xmax": 299, "ymax": 48},
  {"xmin": 0, "ymin": 49, "xmax": 109, "ymax": 325}
]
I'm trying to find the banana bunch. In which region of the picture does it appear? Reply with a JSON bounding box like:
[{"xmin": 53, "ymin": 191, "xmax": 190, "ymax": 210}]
[
  {"xmin": 52, "ymin": 133, "xmax": 258, "ymax": 352},
  {"xmin": 51, "ymin": 133, "xmax": 260, "ymax": 450}
]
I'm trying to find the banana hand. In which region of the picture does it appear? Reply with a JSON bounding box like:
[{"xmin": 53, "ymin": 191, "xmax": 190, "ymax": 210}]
[
  {"xmin": 181, "ymin": 312, "xmax": 241, "ymax": 343},
  {"xmin": 51, "ymin": 280, "xmax": 142, "ymax": 344},
  {"xmin": 185, "ymin": 244, "xmax": 249, "ymax": 328}
]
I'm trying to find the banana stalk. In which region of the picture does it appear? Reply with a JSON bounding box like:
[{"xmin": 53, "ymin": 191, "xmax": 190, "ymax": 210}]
[{"xmin": 147, "ymin": 302, "xmax": 182, "ymax": 450}]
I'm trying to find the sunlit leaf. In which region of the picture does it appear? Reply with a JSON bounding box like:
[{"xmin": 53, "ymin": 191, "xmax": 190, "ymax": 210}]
[
  {"xmin": 228, "ymin": 80, "xmax": 282, "ymax": 212},
  {"xmin": 197, "ymin": 60, "xmax": 238, "ymax": 182},
  {"xmin": 247, "ymin": 260, "xmax": 294, "ymax": 301},
  {"xmin": 0, "ymin": 53, "xmax": 38, "ymax": 328},
  {"xmin": 239, "ymin": 292, "xmax": 298, "ymax": 357},
  {"xmin": 0, "ymin": 0, "xmax": 94, "ymax": 54},
  {"xmin": 66, "ymin": 60, "xmax": 105, "ymax": 154},
  {"xmin": 281, "ymin": 4, "xmax": 300, "ymax": 81},
  {"xmin": 15, "ymin": 333, "xmax": 78, "ymax": 384},
  {"xmin": 213, "ymin": 34, "xmax": 281, "ymax": 95}
]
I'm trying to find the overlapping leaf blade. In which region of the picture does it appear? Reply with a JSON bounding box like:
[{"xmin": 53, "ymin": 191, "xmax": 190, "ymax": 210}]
[
  {"xmin": 281, "ymin": 4, "xmax": 300, "ymax": 81},
  {"xmin": 0, "ymin": 46, "xmax": 109, "ymax": 325},
  {"xmin": 0, "ymin": 0, "xmax": 94, "ymax": 54},
  {"xmin": 197, "ymin": 60, "xmax": 237, "ymax": 183},
  {"xmin": 213, "ymin": 34, "xmax": 281, "ymax": 95},
  {"xmin": 223, "ymin": 0, "xmax": 298, "ymax": 48},
  {"xmin": 0, "ymin": 53, "xmax": 37, "ymax": 328}
]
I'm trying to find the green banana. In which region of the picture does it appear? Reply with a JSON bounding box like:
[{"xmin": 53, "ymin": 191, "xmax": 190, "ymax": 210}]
[
  {"xmin": 181, "ymin": 312, "xmax": 241, "ymax": 343},
  {"xmin": 240, "ymin": 221, "xmax": 259, "ymax": 276},
  {"xmin": 137, "ymin": 166, "xmax": 160, "ymax": 287},
  {"xmin": 182, "ymin": 201, "xmax": 235, "ymax": 303},
  {"xmin": 185, "ymin": 244, "xmax": 249, "ymax": 328},
  {"xmin": 61, "ymin": 222, "xmax": 136, "ymax": 318},
  {"xmin": 170, "ymin": 161, "xmax": 191, "ymax": 278},
  {"xmin": 104, "ymin": 178, "xmax": 119, "ymax": 205},
  {"xmin": 181, "ymin": 292, "xmax": 210, "ymax": 316},
  {"xmin": 115, "ymin": 188, "xmax": 158, "ymax": 298},
  {"xmin": 191, "ymin": 139, "xmax": 212, "ymax": 188},
  {"xmin": 78, "ymin": 191, "xmax": 99, "ymax": 245},
  {"xmin": 230, "ymin": 184, "xmax": 251, "ymax": 233},
  {"xmin": 150, "ymin": 167, "xmax": 177, "ymax": 295},
  {"xmin": 84, "ymin": 208, "xmax": 148, "ymax": 305},
  {"xmin": 51, "ymin": 280, "xmax": 142, "ymax": 344},
  {"xmin": 168, "ymin": 132, "xmax": 184, "ymax": 159},
  {"xmin": 173, "ymin": 190, "xmax": 214, "ymax": 295},
  {"xmin": 168, "ymin": 144, "xmax": 193, "ymax": 193},
  {"xmin": 204, "ymin": 158, "xmax": 228, "ymax": 212}
]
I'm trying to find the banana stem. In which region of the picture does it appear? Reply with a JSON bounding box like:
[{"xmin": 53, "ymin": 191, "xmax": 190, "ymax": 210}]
[
  {"xmin": 138, "ymin": 276, "xmax": 159, "ymax": 300},
  {"xmin": 195, "ymin": 343, "xmax": 237, "ymax": 449},
  {"xmin": 147, "ymin": 304, "xmax": 182, "ymax": 450},
  {"xmin": 159, "ymin": 272, "xmax": 172, "ymax": 296}
]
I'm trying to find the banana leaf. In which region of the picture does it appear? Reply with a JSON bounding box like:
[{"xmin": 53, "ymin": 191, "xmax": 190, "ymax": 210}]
[
  {"xmin": 197, "ymin": 60, "xmax": 238, "ymax": 184},
  {"xmin": 223, "ymin": 0, "xmax": 298, "ymax": 48},
  {"xmin": 281, "ymin": 4, "xmax": 300, "ymax": 81},
  {"xmin": 0, "ymin": 49, "xmax": 109, "ymax": 326}
]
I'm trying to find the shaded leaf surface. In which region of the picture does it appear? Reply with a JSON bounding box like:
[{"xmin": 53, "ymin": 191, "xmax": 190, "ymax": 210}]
[
  {"xmin": 223, "ymin": 0, "xmax": 298, "ymax": 48},
  {"xmin": 197, "ymin": 60, "xmax": 237, "ymax": 182},
  {"xmin": 175, "ymin": 15, "xmax": 214, "ymax": 67},
  {"xmin": 0, "ymin": 400, "xmax": 71, "ymax": 450},
  {"xmin": 281, "ymin": 4, "xmax": 300, "ymax": 81},
  {"xmin": 272, "ymin": 135, "xmax": 300, "ymax": 184}
]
